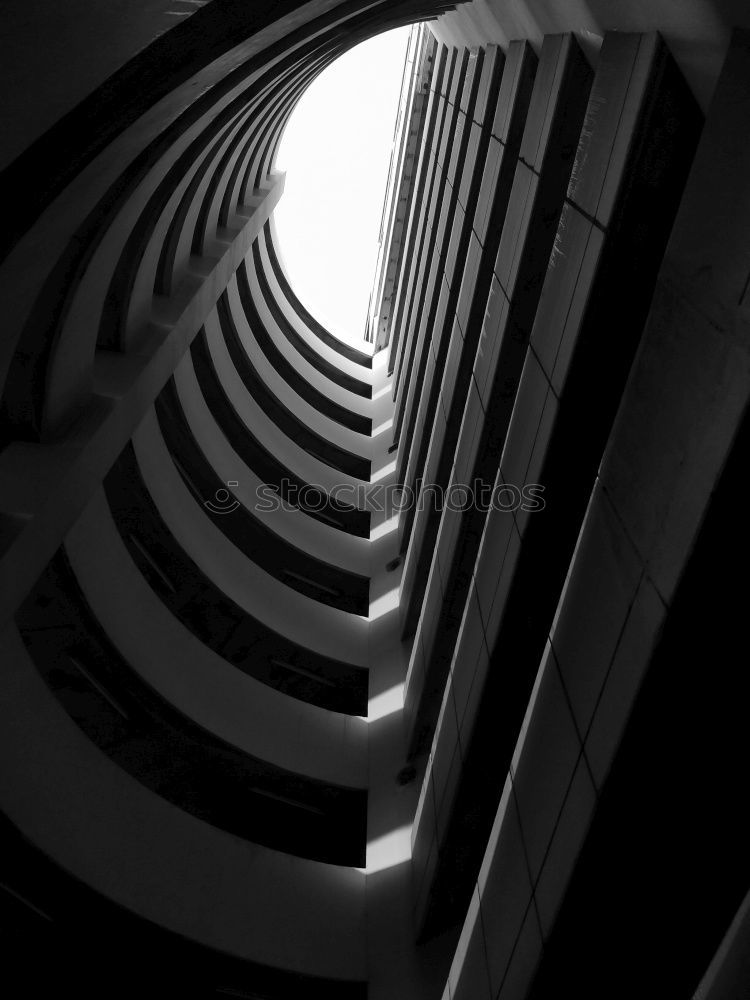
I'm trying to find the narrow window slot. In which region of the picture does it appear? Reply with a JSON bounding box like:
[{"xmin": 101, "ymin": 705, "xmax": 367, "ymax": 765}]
[
  {"xmin": 171, "ymin": 455, "xmax": 203, "ymax": 500},
  {"xmin": 283, "ymin": 568, "xmax": 340, "ymax": 597},
  {"xmin": 269, "ymin": 657, "xmax": 336, "ymax": 688},
  {"xmin": 248, "ymin": 786, "xmax": 326, "ymax": 816},
  {"xmin": 67, "ymin": 654, "xmax": 131, "ymax": 721},
  {"xmin": 0, "ymin": 882, "xmax": 53, "ymax": 922},
  {"xmin": 301, "ymin": 506, "xmax": 342, "ymax": 529},
  {"xmin": 127, "ymin": 534, "xmax": 178, "ymax": 595}
]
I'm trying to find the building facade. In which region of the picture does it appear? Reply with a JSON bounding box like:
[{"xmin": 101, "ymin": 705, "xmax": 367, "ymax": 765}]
[{"xmin": 1, "ymin": 2, "xmax": 750, "ymax": 998}]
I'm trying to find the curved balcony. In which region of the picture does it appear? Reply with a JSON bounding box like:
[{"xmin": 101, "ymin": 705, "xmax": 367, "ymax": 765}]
[{"xmin": 17, "ymin": 550, "xmax": 367, "ymax": 867}]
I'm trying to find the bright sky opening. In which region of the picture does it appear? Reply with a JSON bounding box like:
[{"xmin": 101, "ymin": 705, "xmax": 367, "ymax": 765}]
[{"xmin": 274, "ymin": 26, "xmax": 411, "ymax": 346}]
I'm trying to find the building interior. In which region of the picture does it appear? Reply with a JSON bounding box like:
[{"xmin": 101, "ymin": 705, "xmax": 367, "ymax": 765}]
[{"xmin": 1, "ymin": 1, "xmax": 750, "ymax": 998}]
